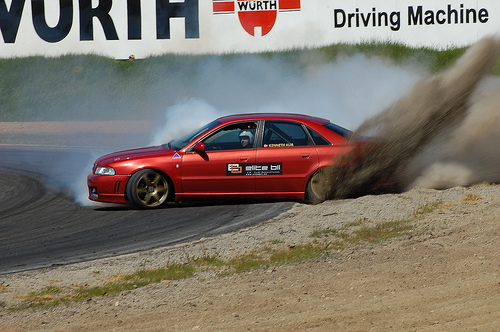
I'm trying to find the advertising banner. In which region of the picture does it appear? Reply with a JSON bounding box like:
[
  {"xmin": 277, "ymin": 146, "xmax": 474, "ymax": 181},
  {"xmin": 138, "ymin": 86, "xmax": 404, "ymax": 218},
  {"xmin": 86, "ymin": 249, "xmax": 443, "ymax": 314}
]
[{"xmin": 1, "ymin": 0, "xmax": 499, "ymax": 59}]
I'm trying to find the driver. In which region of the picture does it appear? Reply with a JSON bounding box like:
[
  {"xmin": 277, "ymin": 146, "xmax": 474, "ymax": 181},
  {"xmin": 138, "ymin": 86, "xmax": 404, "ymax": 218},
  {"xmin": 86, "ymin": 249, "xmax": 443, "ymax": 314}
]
[{"xmin": 239, "ymin": 130, "xmax": 254, "ymax": 148}]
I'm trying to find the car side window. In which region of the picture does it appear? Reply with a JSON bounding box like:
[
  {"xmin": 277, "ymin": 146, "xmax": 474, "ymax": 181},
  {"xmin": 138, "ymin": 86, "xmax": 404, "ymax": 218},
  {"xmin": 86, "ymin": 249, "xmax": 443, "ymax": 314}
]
[
  {"xmin": 306, "ymin": 127, "xmax": 330, "ymax": 146},
  {"xmin": 263, "ymin": 121, "xmax": 312, "ymax": 148},
  {"xmin": 202, "ymin": 122, "xmax": 257, "ymax": 151}
]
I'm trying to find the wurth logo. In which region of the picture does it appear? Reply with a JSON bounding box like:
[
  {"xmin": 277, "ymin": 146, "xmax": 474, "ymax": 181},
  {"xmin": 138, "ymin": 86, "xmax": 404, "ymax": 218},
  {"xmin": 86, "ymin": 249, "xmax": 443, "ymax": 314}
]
[
  {"xmin": 237, "ymin": 1, "xmax": 277, "ymax": 11},
  {"xmin": 213, "ymin": 0, "xmax": 301, "ymax": 36}
]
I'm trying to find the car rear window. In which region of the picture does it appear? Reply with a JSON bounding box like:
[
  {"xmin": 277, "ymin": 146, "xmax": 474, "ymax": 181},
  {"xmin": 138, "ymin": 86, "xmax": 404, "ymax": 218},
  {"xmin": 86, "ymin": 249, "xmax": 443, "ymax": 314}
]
[
  {"xmin": 263, "ymin": 121, "xmax": 311, "ymax": 147},
  {"xmin": 324, "ymin": 123, "xmax": 352, "ymax": 138}
]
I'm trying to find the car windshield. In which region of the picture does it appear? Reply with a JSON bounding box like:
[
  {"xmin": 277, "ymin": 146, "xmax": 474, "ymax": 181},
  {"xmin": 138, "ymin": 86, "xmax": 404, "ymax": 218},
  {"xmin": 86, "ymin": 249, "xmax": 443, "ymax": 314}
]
[{"xmin": 164, "ymin": 120, "xmax": 221, "ymax": 151}]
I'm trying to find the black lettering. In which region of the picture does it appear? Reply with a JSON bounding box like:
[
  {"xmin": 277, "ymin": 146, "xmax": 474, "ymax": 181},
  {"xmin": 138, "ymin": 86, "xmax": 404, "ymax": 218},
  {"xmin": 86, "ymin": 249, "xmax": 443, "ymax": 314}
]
[
  {"xmin": 436, "ymin": 10, "xmax": 446, "ymax": 25},
  {"xmin": 424, "ymin": 10, "xmax": 434, "ymax": 25},
  {"xmin": 0, "ymin": 0, "xmax": 25, "ymax": 43},
  {"xmin": 408, "ymin": 5, "xmax": 489, "ymax": 26},
  {"xmin": 408, "ymin": 5, "xmax": 422, "ymax": 25},
  {"xmin": 333, "ymin": 9, "xmax": 345, "ymax": 28},
  {"xmin": 389, "ymin": 12, "xmax": 400, "ymax": 31},
  {"xmin": 128, "ymin": 0, "xmax": 141, "ymax": 39},
  {"xmin": 347, "ymin": 12, "xmax": 355, "ymax": 27},
  {"xmin": 238, "ymin": 1, "xmax": 248, "ymax": 11},
  {"xmin": 478, "ymin": 9, "xmax": 488, "ymax": 23},
  {"xmin": 334, "ymin": 7, "xmax": 400, "ymax": 31},
  {"xmin": 156, "ymin": 0, "xmax": 199, "ymax": 39},
  {"xmin": 79, "ymin": 0, "xmax": 118, "ymax": 41},
  {"xmin": 466, "ymin": 8, "xmax": 477, "ymax": 23},
  {"xmin": 237, "ymin": 1, "xmax": 276, "ymax": 11},
  {"xmin": 378, "ymin": 11, "xmax": 388, "ymax": 27},
  {"xmin": 360, "ymin": 11, "xmax": 371, "ymax": 27},
  {"xmin": 32, "ymin": 0, "xmax": 73, "ymax": 43},
  {"xmin": 447, "ymin": 4, "xmax": 458, "ymax": 24}
]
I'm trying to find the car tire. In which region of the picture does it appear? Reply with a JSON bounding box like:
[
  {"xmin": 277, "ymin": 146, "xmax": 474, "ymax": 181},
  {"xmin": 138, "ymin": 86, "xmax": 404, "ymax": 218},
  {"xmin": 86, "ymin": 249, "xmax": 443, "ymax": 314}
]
[
  {"xmin": 305, "ymin": 169, "xmax": 327, "ymax": 205},
  {"xmin": 126, "ymin": 169, "xmax": 172, "ymax": 209}
]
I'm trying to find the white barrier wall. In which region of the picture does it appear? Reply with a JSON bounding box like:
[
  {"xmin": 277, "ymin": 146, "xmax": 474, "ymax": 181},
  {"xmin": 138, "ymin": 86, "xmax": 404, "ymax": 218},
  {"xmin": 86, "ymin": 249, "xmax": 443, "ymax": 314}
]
[{"xmin": 1, "ymin": 0, "xmax": 499, "ymax": 59}]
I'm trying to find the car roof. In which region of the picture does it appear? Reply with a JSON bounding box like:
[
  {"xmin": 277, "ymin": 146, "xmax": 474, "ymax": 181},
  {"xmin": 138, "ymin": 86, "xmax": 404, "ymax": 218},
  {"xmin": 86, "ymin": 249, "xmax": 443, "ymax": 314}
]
[{"xmin": 216, "ymin": 113, "xmax": 330, "ymax": 126}]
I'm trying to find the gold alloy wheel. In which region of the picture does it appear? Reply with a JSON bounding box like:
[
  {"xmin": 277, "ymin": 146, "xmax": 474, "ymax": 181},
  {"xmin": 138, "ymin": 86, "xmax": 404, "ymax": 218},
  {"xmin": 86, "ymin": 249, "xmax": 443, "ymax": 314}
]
[{"xmin": 128, "ymin": 169, "xmax": 170, "ymax": 208}]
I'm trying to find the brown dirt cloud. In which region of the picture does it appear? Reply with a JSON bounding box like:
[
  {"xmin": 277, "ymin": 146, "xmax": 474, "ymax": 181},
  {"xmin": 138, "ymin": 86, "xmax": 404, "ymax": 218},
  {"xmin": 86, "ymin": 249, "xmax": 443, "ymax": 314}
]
[
  {"xmin": 320, "ymin": 37, "xmax": 500, "ymax": 200},
  {"xmin": 403, "ymin": 78, "xmax": 500, "ymax": 189}
]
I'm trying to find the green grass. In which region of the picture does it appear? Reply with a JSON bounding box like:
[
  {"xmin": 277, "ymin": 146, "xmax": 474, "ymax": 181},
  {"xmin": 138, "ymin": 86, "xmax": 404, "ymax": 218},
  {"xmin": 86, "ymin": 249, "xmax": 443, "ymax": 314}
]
[
  {"xmin": 13, "ymin": 263, "xmax": 196, "ymax": 310},
  {"xmin": 350, "ymin": 219, "xmax": 412, "ymax": 244},
  {"xmin": 310, "ymin": 219, "xmax": 413, "ymax": 246},
  {"xmin": 310, "ymin": 228, "xmax": 338, "ymax": 238},
  {"xmin": 11, "ymin": 243, "xmax": 331, "ymax": 310},
  {"xmin": 226, "ymin": 244, "xmax": 326, "ymax": 275},
  {"xmin": 10, "ymin": 200, "xmax": 444, "ymax": 311},
  {"xmin": 415, "ymin": 201, "xmax": 443, "ymax": 215},
  {"xmin": 6, "ymin": 194, "xmax": 449, "ymax": 311},
  {"xmin": 0, "ymin": 43, "xmax": 491, "ymax": 121},
  {"xmin": 318, "ymin": 42, "xmax": 467, "ymax": 72},
  {"xmin": 309, "ymin": 201, "xmax": 444, "ymax": 247}
]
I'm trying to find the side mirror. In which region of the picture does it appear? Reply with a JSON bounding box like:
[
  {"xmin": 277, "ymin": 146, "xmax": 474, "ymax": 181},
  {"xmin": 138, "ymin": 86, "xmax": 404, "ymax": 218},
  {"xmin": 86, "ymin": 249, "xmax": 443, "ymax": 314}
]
[{"xmin": 193, "ymin": 142, "xmax": 205, "ymax": 152}]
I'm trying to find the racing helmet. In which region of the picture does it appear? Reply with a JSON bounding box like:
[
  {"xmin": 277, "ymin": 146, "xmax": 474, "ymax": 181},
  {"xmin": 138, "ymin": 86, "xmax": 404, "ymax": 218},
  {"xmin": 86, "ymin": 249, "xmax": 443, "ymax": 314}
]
[{"xmin": 239, "ymin": 130, "xmax": 254, "ymax": 144}]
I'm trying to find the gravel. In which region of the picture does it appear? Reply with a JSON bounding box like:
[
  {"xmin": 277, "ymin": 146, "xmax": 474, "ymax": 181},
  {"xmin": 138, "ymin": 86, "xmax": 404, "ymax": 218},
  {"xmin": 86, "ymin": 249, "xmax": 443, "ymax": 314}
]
[{"xmin": 2, "ymin": 184, "xmax": 496, "ymax": 305}]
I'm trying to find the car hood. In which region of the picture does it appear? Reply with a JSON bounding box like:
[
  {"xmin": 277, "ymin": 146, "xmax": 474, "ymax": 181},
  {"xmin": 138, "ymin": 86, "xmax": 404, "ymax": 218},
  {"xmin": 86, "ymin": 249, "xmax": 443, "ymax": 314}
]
[{"xmin": 96, "ymin": 146, "xmax": 174, "ymax": 166}]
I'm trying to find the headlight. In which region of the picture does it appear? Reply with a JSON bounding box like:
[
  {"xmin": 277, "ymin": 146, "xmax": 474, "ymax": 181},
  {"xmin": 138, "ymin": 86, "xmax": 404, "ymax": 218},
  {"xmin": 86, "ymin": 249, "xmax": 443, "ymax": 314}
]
[{"xmin": 94, "ymin": 166, "xmax": 116, "ymax": 176}]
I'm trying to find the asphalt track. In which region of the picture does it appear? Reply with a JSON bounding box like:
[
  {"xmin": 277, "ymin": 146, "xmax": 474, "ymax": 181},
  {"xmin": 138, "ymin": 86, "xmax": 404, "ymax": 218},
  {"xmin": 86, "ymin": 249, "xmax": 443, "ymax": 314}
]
[{"xmin": 0, "ymin": 146, "xmax": 293, "ymax": 275}]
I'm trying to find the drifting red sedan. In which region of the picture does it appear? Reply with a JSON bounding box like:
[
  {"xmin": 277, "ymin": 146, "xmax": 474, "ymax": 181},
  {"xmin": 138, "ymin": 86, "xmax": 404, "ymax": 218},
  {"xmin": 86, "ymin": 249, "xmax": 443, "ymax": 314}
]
[{"xmin": 88, "ymin": 113, "xmax": 357, "ymax": 208}]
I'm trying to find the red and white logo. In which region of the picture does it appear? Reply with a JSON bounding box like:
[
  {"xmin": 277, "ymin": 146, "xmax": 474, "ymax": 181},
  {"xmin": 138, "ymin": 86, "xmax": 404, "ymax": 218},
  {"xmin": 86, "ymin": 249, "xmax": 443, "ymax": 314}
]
[{"xmin": 213, "ymin": 0, "xmax": 301, "ymax": 36}]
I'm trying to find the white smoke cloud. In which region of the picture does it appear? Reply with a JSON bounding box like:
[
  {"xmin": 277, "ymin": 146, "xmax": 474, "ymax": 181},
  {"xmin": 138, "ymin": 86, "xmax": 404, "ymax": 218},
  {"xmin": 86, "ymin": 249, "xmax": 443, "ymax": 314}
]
[
  {"xmin": 30, "ymin": 48, "xmax": 500, "ymax": 206},
  {"xmin": 150, "ymin": 54, "xmax": 422, "ymax": 146},
  {"xmin": 150, "ymin": 98, "xmax": 230, "ymax": 145},
  {"xmin": 63, "ymin": 45, "xmax": 500, "ymax": 205}
]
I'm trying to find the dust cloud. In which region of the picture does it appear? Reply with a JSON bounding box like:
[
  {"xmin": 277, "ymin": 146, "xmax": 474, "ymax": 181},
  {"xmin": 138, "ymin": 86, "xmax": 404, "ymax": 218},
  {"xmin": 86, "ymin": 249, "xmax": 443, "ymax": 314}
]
[
  {"xmin": 403, "ymin": 78, "xmax": 500, "ymax": 189},
  {"xmin": 320, "ymin": 37, "xmax": 500, "ymax": 200}
]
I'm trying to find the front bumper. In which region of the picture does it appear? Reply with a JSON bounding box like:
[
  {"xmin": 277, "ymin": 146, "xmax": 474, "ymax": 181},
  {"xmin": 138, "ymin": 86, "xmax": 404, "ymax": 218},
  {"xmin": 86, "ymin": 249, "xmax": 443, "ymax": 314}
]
[{"xmin": 87, "ymin": 173, "xmax": 130, "ymax": 204}]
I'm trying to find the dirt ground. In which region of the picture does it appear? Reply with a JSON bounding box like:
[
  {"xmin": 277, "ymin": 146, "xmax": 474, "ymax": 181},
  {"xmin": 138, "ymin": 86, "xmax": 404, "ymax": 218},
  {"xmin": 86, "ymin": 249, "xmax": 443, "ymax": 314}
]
[
  {"xmin": 1, "ymin": 121, "xmax": 499, "ymax": 331},
  {"xmin": 1, "ymin": 182, "xmax": 499, "ymax": 331}
]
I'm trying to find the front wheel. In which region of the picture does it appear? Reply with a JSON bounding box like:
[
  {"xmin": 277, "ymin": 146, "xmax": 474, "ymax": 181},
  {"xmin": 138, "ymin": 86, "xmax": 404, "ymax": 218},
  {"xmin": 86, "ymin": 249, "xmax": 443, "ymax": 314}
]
[
  {"xmin": 305, "ymin": 169, "xmax": 327, "ymax": 205},
  {"xmin": 126, "ymin": 169, "xmax": 172, "ymax": 209}
]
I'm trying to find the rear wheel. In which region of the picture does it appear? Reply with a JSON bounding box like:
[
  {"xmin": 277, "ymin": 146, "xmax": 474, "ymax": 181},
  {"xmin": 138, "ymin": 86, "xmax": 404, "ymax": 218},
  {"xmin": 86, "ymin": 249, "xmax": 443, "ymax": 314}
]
[
  {"xmin": 126, "ymin": 169, "xmax": 172, "ymax": 209},
  {"xmin": 305, "ymin": 169, "xmax": 327, "ymax": 205}
]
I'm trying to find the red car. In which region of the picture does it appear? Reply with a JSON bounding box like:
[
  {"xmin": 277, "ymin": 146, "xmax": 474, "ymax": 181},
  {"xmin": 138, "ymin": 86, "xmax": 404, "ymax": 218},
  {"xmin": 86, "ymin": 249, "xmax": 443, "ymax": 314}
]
[{"xmin": 87, "ymin": 113, "xmax": 357, "ymax": 208}]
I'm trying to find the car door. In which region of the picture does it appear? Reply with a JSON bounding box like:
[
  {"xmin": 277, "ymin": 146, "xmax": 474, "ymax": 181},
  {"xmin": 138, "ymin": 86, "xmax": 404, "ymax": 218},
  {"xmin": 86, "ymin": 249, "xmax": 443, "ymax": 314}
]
[
  {"xmin": 255, "ymin": 120, "xmax": 319, "ymax": 193},
  {"xmin": 181, "ymin": 122, "xmax": 257, "ymax": 194}
]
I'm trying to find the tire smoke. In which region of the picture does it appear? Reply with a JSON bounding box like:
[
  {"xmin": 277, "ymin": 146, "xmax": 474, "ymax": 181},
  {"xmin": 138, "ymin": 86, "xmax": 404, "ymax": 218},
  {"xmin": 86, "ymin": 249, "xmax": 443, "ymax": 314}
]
[
  {"xmin": 149, "ymin": 55, "xmax": 420, "ymax": 145},
  {"xmin": 6, "ymin": 41, "xmax": 498, "ymax": 207},
  {"xmin": 319, "ymin": 37, "xmax": 500, "ymax": 200}
]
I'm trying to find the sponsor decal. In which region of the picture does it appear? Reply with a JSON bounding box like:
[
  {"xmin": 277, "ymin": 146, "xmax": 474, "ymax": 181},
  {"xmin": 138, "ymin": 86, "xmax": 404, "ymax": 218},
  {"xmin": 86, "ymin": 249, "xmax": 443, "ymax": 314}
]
[
  {"xmin": 264, "ymin": 143, "xmax": 294, "ymax": 148},
  {"xmin": 227, "ymin": 163, "xmax": 243, "ymax": 174},
  {"xmin": 333, "ymin": 4, "xmax": 489, "ymax": 32},
  {"xmin": 0, "ymin": 0, "xmax": 200, "ymax": 44},
  {"xmin": 227, "ymin": 163, "xmax": 282, "ymax": 176},
  {"xmin": 213, "ymin": 0, "xmax": 301, "ymax": 36},
  {"xmin": 0, "ymin": 1, "xmax": 496, "ymax": 59}
]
